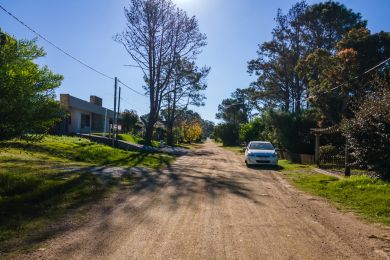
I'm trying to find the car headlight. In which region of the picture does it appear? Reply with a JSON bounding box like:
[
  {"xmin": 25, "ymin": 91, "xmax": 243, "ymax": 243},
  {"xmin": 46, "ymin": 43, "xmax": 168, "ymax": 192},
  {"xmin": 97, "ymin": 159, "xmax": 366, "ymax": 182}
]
[{"xmin": 273, "ymin": 152, "xmax": 278, "ymax": 157}]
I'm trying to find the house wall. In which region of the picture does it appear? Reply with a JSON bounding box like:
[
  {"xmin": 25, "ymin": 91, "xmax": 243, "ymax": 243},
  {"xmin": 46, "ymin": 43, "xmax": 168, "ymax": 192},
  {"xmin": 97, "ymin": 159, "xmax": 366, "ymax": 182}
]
[
  {"xmin": 68, "ymin": 109, "xmax": 91, "ymax": 134},
  {"xmin": 58, "ymin": 94, "xmax": 119, "ymax": 135}
]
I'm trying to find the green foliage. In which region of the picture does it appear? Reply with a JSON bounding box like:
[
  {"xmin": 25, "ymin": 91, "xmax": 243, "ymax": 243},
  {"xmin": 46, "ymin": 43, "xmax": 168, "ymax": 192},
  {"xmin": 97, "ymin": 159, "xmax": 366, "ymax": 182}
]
[
  {"xmin": 287, "ymin": 173, "xmax": 390, "ymax": 226},
  {"xmin": 201, "ymin": 120, "xmax": 214, "ymax": 139},
  {"xmin": 247, "ymin": 1, "xmax": 366, "ymax": 114},
  {"xmin": 341, "ymin": 75, "xmax": 390, "ymax": 180},
  {"xmin": 263, "ymin": 110, "xmax": 316, "ymax": 154},
  {"xmin": 239, "ymin": 117, "xmax": 265, "ymax": 143},
  {"xmin": 216, "ymin": 89, "xmax": 254, "ymax": 124},
  {"xmin": 121, "ymin": 109, "xmax": 140, "ymax": 134},
  {"xmin": 0, "ymin": 30, "xmax": 64, "ymax": 140},
  {"xmin": 300, "ymin": 1, "xmax": 367, "ymax": 50},
  {"xmin": 214, "ymin": 123, "xmax": 240, "ymax": 146}
]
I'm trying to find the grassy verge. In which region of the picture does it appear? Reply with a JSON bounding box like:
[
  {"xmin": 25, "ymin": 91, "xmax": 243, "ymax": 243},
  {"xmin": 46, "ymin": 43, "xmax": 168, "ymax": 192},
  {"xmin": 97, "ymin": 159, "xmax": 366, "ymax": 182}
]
[
  {"xmin": 283, "ymin": 172, "xmax": 390, "ymax": 226},
  {"xmin": 0, "ymin": 135, "xmax": 174, "ymax": 255},
  {"xmin": 2, "ymin": 136, "xmax": 174, "ymax": 169},
  {"xmin": 176, "ymin": 143, "xmax": 203, "ymax": 150},
  {"xmin": 215, "ymin": 142, "xmax": 245, "ymax": 154},
  {"xmin": 93, "ymin": 133, "xmax": 160, "ymax": 147}
]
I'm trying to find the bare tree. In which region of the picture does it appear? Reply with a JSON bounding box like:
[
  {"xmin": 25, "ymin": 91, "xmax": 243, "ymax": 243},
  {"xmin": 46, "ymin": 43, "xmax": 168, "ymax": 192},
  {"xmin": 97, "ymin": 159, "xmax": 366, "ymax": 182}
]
[{"xmin": 115, "ymin": 0, "xmax": 207, "ymax": 145}]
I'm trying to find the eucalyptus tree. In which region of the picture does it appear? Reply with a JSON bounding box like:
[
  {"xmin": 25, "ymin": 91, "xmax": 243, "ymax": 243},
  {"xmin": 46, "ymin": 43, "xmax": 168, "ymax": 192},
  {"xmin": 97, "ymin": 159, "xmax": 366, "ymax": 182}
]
[
  {"xmin": 216, "ymin": 89, "xmax": 254, "ymax": 125},
  {"xmin": 162, "ymin": 58, "xmax": 209, "ymax": 146},
  {"xmin": 247, "ymin": 1, "xmax": 367, "ymax": 114},
  {"xmin": 115, "ymin": 0, "xmax": 207, "ymax": 145}
]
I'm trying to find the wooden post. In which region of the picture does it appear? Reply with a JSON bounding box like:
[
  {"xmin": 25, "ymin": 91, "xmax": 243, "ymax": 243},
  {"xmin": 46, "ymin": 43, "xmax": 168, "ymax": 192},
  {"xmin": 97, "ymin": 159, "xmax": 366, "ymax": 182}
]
[
  {"xmin": 315, "ymin": 134, "xmax": 320, "ymax": 166},
  {"xmin": 344, "ymin": 139, "xmax": 351, "ymax": 177},
  {"xmin": 112, "ymin": 77, "xmax": 117, "ymax": 147},
  {"xmin": 116, "ymin": 87, "xmax": 121, "ymax": 145}
]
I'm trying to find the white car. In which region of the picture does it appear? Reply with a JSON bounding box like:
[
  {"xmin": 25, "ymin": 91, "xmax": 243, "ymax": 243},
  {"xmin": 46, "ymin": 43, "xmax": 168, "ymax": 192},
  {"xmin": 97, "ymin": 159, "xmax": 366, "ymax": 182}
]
[{"xmin": 244, "ymin": 141, "xmax": 278, "ymax": 166}]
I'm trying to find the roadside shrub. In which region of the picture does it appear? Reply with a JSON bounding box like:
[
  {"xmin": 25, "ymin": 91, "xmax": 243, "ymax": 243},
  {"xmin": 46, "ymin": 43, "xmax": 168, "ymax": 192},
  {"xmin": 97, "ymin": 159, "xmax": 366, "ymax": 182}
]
[
  {"xmin": 341, "ymin": 81, "xmax": 390, "ymax": 180},
  {"xmin": 263, "ymin": 110, "xmax": 317, "ymax": 154},
  {"xmin": 239, "ymin": 117, "xmax": 265, "ymax": 143},
  {"xmin": 214, "ymin": 123, "xmax": 239, "ymax": 146}
]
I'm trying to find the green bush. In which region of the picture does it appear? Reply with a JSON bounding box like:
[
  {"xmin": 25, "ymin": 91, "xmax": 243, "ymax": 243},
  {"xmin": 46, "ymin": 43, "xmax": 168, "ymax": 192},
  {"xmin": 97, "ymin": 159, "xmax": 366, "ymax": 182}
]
[
  {"xmin": 263, "ymin": 110, "xmax": 317, "ymax": 154},
  {"xmin": 239, "ymin": 117, "xmax": 265, "ymax": 143},
  {"xmin": 214, "ymin": 123, "xmax": 239, "ymax": 146},
  {"xmin": 342, "ymin": 79, "xmax": 390, "ymax": 180}
]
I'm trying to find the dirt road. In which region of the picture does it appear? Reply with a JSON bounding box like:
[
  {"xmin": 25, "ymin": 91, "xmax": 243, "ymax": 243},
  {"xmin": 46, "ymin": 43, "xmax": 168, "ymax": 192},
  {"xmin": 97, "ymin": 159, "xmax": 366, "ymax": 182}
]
[{"xmin": 26, "ymin": 140, "xmax": 390, "ymax": 260}]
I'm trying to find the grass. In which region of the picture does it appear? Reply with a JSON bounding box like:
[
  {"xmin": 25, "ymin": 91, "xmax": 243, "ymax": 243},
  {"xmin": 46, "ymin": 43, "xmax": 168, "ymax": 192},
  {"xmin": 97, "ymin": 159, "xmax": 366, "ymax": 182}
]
[
  {"xmin": 0, "ymin": 135, "xmax": 175, "ymax": 255},
  {"xmin": 215, "ymin": 142, "xmax": 245, "ymax": 154},
  {"xmin": 2, "ymin": 135, "xmax": 174, "ymax": 169},
  {"xmin": 93, "ymin": 133, "xmax": 160, "ymax": 147},
  {"xmin": 176, "ymin": 143, "xmax": 204, "ymax": 150},
  {"xmin": 284, "ymin": 172, "xmax": 390, "ymax": 226},
  {"xmin": 277, "ymin": 159, "xmax": 313, "ymax": 171}
]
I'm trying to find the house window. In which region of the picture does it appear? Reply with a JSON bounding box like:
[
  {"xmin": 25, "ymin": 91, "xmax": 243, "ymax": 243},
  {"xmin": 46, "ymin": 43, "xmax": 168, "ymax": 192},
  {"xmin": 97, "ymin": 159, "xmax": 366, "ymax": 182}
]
[
  {"xmin": 81, "ymin": 114, "xmax": 90, "ymax": 128},
  {"xmin": 68, "ymin": 114, "xmax": 72, "ymax": 125}
]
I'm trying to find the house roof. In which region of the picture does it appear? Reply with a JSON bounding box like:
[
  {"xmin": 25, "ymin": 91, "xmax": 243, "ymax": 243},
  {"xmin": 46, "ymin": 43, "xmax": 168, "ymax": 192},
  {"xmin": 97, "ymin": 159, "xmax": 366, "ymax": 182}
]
[{"xmin": 60, "ymin": 94, "xmax": 116, "ymax": 117}]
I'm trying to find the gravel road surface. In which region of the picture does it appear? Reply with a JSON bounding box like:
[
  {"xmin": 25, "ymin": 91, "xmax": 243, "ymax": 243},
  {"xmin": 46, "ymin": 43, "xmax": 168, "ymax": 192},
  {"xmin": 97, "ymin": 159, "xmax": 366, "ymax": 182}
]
[{"xmin": 25, "ymin": 140, "xmax": 390, "ymax": 260}]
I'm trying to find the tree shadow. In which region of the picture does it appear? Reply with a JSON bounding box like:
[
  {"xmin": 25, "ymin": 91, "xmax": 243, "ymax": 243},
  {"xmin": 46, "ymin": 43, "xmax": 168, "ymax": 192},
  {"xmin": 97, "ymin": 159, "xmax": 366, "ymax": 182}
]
[{"xmin": 247, "ymin": 164, "xmax": 283, "ymax": 171}]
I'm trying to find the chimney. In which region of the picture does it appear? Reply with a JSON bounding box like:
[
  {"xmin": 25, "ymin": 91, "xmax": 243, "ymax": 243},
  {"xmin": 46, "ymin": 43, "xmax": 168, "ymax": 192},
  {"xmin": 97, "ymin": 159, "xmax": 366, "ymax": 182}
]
[
  {"xmin": 60, "ymin": 94, "xmax": 70, "ymax": 109},
  {"xmin": 90, "ymin": 95, "xmax": 102, "ymax": 106}
]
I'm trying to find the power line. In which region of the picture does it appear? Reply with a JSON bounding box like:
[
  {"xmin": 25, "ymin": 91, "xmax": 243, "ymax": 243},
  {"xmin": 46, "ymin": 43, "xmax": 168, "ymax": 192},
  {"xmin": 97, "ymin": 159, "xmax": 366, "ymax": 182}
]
[
  {"xmin": 117, "ymin": 79, "xmax": 147, "ymax": 97},
  {"xmin": 120, "ymin": 97, "xmax": 149, "ymax": 115},
  {"xmin": 318, "ymin": 56, "xmax": 390, "ymax": 96},
  {"xmin": 0, "ymin": 4, "xmax": 114, "ymax": 81},
  {"xmin": 0, "ymin": 4, "xmax": 148, "ymax": 98}
]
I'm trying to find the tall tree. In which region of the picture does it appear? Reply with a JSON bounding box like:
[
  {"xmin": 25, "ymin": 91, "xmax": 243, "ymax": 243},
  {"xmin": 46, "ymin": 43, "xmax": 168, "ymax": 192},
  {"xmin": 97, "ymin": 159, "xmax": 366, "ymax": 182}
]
[
  {"xmin": 247, "ymin": 1, "xmax": 308, "ymax": 113},
  {"xmin": 0, "ymin": 30, "xmax": 63, "ymax": 140},
  {"xmin": 121, "ymin": 109, "xmax": 139, "ymax": 133},
  {"xmin": 162, "ymin": 57, "xmax": 209, "ymax": 145},
  {"xmin": 300, "ymin": 1, "xmax": 367, "ymax": 52},
  {"xmin": 216, "ymin": 89, "xmax": 254, "ymax": 125},
  {"xmin": 115, "ymin": 0, "xmax": 207, "ymax": 145},
  {"xmin": 247, "ymin": 1, "xmax": 367, "ymax": 114},
  {"xmin": 297, "ymin": 29, "xmax": 389, "ymax": 125}
]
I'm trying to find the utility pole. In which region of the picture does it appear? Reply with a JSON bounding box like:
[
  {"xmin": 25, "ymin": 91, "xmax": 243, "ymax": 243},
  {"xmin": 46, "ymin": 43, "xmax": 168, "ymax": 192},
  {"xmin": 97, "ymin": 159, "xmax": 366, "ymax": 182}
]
[
  {"xmin": 116, "ymin": 87, "xmax": 121, "ymax": 144},
  {"xmin": 112, "ymin": 77, "xmax": 118, "ymax": 147},
  {"xmin": 103, "ymin": 108, "xmax": 107, "ymax": 137}
]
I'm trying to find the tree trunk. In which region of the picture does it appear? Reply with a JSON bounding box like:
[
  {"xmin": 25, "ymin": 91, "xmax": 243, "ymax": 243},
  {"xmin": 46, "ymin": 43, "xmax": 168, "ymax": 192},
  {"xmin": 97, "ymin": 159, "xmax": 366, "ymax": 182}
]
[
  {"xmin": 166, "ymin": 126, "xmax": 174, "ymax": 146},
  {"xmin": 144, "ymin": 121, "xmax": 154, "ymax": 146}
]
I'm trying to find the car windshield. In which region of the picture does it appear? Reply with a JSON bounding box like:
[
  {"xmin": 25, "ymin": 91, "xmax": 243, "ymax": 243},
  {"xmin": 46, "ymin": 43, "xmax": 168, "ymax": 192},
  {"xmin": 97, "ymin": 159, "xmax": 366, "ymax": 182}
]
[{"xmin": 249, "ymin": 142, "xmax": 274, "ymax": 150}]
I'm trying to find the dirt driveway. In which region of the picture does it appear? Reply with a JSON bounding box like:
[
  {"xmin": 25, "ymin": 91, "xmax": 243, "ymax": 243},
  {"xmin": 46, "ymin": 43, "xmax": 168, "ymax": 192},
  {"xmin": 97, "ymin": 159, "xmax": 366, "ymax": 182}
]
[{"xmin": 24, "ymin": 140, "xmax": 390, "ymax": 260}]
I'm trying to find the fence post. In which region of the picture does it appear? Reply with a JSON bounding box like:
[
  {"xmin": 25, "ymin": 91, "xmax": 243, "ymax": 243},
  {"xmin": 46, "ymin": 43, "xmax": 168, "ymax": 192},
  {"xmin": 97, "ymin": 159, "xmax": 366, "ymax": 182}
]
[
  {"xmin": 344, "ymin": 140, "xmax": 351, "ymax": 176},
  {"xmin": 315, "ymin": 134, "xmax": 320, "ymax": 167}
]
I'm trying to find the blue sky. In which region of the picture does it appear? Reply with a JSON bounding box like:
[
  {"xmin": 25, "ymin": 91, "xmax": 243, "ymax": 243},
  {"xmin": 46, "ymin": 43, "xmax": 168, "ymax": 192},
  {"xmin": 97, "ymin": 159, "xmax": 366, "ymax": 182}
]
[{"xmin": 1, "ymin": 0, "xmax": 389, "ymax": 122}]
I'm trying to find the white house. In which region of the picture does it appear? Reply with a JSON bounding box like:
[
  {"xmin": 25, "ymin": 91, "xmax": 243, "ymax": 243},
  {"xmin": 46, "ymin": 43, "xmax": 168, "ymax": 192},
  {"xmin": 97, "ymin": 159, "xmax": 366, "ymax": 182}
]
[{"xmin": 58, "ymin": 94, "xmax": 118, "ymax": 134}]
